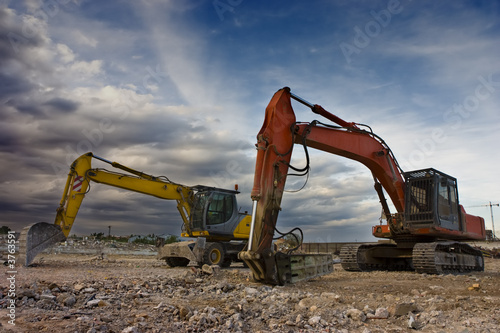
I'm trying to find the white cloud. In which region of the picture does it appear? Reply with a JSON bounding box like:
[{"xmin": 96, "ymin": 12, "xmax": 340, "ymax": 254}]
[
  {"xmin": 68, "ymin": 59, "xmax": 103, "ymax": 79},
  {"xmin": 56, "ymin": 43, "xmax": 75, "ymax": 63},
  {"xmin": 71, "ymin": 30, "xmax": 98, "ymax": 48}
]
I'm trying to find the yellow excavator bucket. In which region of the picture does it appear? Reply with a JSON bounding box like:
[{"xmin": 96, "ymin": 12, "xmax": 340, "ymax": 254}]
[{"xmin": 18, "ymin": 222, "xmax": 67, "ymax": 266}]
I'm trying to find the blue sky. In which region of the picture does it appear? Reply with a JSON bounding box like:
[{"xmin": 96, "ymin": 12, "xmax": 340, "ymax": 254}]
[{"xmin": 1, "ymin": 0, "xmax": 499, "ymax": 242}]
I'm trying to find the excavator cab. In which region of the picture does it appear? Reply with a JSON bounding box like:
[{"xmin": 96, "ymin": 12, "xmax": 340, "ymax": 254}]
[
  {"xmin": 404, "ymin": 168, "xmax": 461, "ymax": 232},
  {"xmin": 187, "ymin": 187, "xmax": 250, "ymax": 241}
]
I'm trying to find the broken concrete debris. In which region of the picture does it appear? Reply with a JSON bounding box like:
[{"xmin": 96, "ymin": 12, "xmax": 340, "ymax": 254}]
[{"xmin": 1, "ymin": 241, "xmax": 499, "ymax": 332}]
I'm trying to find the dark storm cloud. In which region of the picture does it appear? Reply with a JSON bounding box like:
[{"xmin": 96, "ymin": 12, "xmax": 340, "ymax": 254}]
[
  {"xmin": 0, "ymin": 8, "xmax": 46, "ymax": 59},
  {"xmin": 0, "ymin": 73, "xmax": 35, "ymax": 99},
  {"xmin": 0, "ymin": 126, "xmax": 19, "ymax": 151},
  {"xmin": 15, "ymin": 104, "xmax": 44, "ymax": 116},
  {"xmin": 43, "ymin": 97, "xmax": 80, "ymax": 113},
  {"xmin": 0, "ymin": 7, "xmax": 56, "ymax": 114},
  {"xmin": 0, "ymin": 199, "xmax": 24, "ymax": 213}
]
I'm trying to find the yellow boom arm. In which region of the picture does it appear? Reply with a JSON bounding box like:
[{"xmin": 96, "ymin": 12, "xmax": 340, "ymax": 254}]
[{"xmin": 55, "ymin": 152, "xmax": 194, "ymax": 237}]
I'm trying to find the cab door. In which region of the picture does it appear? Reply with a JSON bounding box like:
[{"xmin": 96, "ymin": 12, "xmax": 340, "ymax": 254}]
[
  {"xmin": 437, "ymin": 177, "xmax": 460, "ymax": 231},
  {"xmin": 205, "ymin": 192, "xmax": 236, "ymax": 236}
]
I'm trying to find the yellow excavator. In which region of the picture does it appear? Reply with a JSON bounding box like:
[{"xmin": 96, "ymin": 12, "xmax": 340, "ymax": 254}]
[{"xmin": 19, "ymin": 152, "xmax": 251, "ymax": 267}]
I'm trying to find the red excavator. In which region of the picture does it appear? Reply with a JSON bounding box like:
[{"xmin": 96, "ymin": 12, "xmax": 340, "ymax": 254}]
[{"xmin": 239, "ymin": 87, "xmax": 486, "ymax": 285}]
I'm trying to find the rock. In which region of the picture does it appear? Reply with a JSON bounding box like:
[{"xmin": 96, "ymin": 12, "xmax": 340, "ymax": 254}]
[
  {"xmin": 363, "ymin": 305, "xmax": 374, "ymax": 315},
  {"xmin": 227, "ymin": 313, "xmax": 245, "ymax": 330},
  {"xmin": 40, "ymin": 294, "xmax": 56, "ymax": 301},
  {"xmin": 183, "ymin": 276, "xmax": 196, "ymax": 284},
  {"xmin": 98, "ymin": 300, "xmax": 110, "ymax": 307},
  {"xmin": 367, "ymin": 307, "xmax": 389, "ymax": 319},
  {"xmin": 20, "ymin": 289, "xmax": 38, "ymax": 299},
  {"xmin": 346, "ymin": 308, "xmax": 366, "ymax": 322},
  {"xmin": 86, "ymin": 299, "xmax": 101, "ymax": 307},
  {"xmin": 202, "ymin": 264, "xmax": 213, "ymax": 275},
  {"xmin": 321, "ymin": 292, "xmax": 340, "ymax": 299},
  {"xmin": 179, "ymin": 305, "xmax": 192, "ymax": 320},
  {"xmin": 394, "ymin": 303, "xmax": 420, "ymax": 316},
  {"xmin": 259, "ymin": 285, "xmax": 273, "ymax": 293},
  {"xmin": 64, "ymin": 295, "xmax": 77, "ymax": 307},
  {"xmin": 374, "ymin": 307, "xmax": 389, "ymax": 319},
  {"xmin": 429, "ymin": 285, "xmax": 444, "ymax": 291},
  {"xmin": 48, "ymin": 282, "xmax": 59, "ymax": 290},
  {"xmin": 430, "ymin": 310, "xmax": 442, "ymax": 317},
  {"xmin": 121, "ymin": 326, "xmax": 140, "ymax": 333},
  {"xmin": 211, "ymin": 265, "xmax": 221, "ymax": 275},
  {"xmin": 408, "ymin": 314, "xmax": 417, "ymax": 329},
  {"xmin": 56, "ymin": 293, "xmax": 77, "ymax": 307},
  {"xmin": 297, "ymin": 297, "xmax": 317, "ymax": 309},
  {"xmin": 74, "ymin": 284, "xmax": 85, "ymax": 292},
  {"xmin": 244, "ymin": 287, "xmax": 259, "ymax": 297},
  {"xmin": 308, "ymin": 315, "xmax": 321, "ymax": 326},
  {"xmin": 216, "ymin": 282, "xmax": 235, "ymax": 293}
]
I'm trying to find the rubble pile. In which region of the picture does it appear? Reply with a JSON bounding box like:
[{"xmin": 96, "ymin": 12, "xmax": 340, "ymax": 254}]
[
  {"xmin": 1, "ymin": 254, "xmax": 499, "ymax": 332},
  {"xmin": 46, "ymin": 239, "xmax": 158, "ymax": 257}
]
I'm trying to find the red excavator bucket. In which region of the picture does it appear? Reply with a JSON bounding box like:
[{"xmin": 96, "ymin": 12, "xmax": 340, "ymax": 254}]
[{"xmin": 18, "ymin": 222, "xmax": 67, "ymax": 266}]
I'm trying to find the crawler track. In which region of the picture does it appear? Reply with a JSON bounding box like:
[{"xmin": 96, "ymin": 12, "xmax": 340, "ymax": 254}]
[
  {"xmin": 341, "ymin": 241, "xmax": 484, "ymax": 274},
  {"xmin": 339, "ymin": 244, "xmax": 364, "ymax": 271},
  {"xmin": 412, "ymin": 241, "xmax": 484, "ymax": 274},
  {"xmin": 340, "ymin": 243, "xmax": 413, "ymax": 272}
]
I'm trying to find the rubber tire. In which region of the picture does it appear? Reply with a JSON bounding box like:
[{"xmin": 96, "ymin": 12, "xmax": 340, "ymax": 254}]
[
  {"xmin": 165, "ymin": 257, "xmax": 190, "ymax": 267},
  {"xmin": 204, "ymin": 243, "xmax": 225, "ymax": 266}
]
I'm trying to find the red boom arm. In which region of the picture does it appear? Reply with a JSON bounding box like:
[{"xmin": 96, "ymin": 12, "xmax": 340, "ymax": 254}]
[{"xmin": 243, "ymin": 88, "xmax": 406, "ymax": 282}]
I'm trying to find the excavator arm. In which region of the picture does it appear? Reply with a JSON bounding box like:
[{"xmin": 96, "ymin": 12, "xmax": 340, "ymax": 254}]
[
  {"xmin": 19, "ymin": 152, "xmax": 194, "ymax": 265},
  {"xmin": 55, "ymin": 152, "xmax": 193, "ymax": 237}
]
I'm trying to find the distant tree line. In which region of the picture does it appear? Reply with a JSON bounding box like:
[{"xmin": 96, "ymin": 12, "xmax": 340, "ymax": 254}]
[
  {"xmin": 0, "ymin": 226, "xmax": 12, "ymax": 234},
  {"xmin": 88, "ymin": 232, "xmax": 179, "ymax": 245}
]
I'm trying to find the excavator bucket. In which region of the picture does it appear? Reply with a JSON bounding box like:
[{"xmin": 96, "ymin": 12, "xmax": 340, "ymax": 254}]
[{"xmin": 18, "ymin": 222, "xmax": 67, "ymax": 266}]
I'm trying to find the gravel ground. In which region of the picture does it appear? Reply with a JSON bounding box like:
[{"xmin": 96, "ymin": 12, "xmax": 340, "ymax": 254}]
[{"xmin": 1, "ymin": 251, "xmax": 499, "ymax": 333}]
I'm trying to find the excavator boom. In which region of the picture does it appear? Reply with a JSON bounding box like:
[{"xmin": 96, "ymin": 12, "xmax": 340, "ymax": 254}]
[{"xmin": 241, "ymin": 88, "xmax": 335, "ymax": 284}]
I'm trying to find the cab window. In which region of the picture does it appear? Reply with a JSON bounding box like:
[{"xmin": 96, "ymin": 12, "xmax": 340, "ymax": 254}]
[
  {"xmin": 207, "ymin": 193, "xmax": 234, "ymax": 225},
  {"xmin": 438, "ymin": 179, "xmax": 458, "ymax": 224}
]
